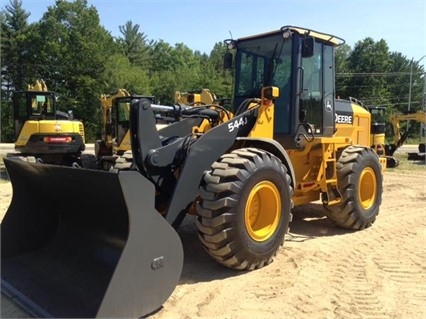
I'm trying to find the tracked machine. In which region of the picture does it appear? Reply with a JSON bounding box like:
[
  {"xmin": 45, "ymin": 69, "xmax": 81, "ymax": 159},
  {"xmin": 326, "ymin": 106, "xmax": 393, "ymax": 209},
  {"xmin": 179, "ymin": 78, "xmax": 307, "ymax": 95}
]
[
  {"xmin": 7, "ymin": 80, "xmax": 92, "ymax": 166},
  {"xmin": 366, "ymin": 105, "xmax": 426, "ymax": 166},
  {"xmin": 2, "ymin": 26, "xmax": 385, "ymax": 318},
  {"xmin": 386, "ymin": 110, "xmax": 426, "ymax": 161}
]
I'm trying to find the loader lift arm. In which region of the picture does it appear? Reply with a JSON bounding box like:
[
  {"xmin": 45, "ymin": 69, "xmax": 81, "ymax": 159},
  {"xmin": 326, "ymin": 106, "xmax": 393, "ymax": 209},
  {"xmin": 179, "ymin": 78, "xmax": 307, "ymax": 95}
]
[{"xmin": 130, "ymin": 98, "xmax": 260, "ymax": 227}]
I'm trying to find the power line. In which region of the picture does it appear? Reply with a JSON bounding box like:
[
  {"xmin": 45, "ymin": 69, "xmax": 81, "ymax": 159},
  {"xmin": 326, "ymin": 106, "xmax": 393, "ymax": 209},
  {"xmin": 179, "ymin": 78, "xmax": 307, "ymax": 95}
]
[{"xmin": 364, "ymin": 101, "xmax": 422, "ymax": 107}]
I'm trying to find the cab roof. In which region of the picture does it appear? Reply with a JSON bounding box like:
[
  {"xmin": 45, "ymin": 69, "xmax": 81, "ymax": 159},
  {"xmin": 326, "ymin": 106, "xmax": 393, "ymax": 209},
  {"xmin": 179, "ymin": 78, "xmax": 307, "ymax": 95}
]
[{"xmin": 237, "ymin": 25, "xmax": 345, "ymax": 46}]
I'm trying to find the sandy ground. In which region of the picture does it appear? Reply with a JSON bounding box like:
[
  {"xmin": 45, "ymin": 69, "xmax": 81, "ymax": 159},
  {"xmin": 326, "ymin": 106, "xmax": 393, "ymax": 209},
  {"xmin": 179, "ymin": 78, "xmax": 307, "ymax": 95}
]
[{"xmin": 1, "ymin": 161, "xmax": 425, "ymax": 319}]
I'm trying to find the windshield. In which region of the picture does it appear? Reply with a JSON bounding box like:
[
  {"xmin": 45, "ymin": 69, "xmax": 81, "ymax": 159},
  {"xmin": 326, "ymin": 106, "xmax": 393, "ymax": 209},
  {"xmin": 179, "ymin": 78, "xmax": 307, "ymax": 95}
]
[
  {"xmin": 114, "ymin": 97, "xmax": 132, "ymax": 123},
  {"xmin": 233, "ymin": 32, "xmax": 293, "ymax": 134},
  {"xmin": 14, "ymin": 92, "xmax": 56, "ymax": 117},
  {"xmin": 370, "ymin": 107, "xmax": 386, "ymax": 123},
  {"xmin": 234, "ymin": 33, "xmax": 292, "ymax": 99}
]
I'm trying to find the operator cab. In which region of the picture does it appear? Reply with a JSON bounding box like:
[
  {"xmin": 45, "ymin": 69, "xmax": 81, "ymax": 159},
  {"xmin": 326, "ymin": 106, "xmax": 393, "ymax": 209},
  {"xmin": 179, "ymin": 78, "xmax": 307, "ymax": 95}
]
[
  {"xmin": 12, "ymin": 90, "xmax": 57, "ymax": 139},
  {"xmin": 111, "ymin": 95, "xmax": 156, "ymax": 148},
  {"xmin": 225, "ymin": 26, "xmax": 344, "ymax": 148},
  {"xmin": 368, "ymin": 105, "xmax": 386, "ymax": 135}
]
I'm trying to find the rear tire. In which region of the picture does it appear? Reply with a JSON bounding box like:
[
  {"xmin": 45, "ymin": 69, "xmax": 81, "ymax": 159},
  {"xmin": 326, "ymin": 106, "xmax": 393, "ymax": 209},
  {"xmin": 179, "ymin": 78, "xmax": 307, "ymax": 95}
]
[
  {"xmin": 325, "ymin": 146, "xmax": 383, "ymax": 230},
  {"xmin": 196, "ymin": 148, "xmax": 293, "ymax": 270}
]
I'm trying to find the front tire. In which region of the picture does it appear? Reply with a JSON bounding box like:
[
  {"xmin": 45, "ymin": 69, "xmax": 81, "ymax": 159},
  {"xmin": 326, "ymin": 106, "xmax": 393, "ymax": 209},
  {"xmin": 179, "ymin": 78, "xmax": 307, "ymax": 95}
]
[
  {"xmin": 325, "ymin": 146, "xmax": 383, "ymax": 230},
  {"xmin": 196, "ymin": 148, "xmax": 293, "ymax": 270}
]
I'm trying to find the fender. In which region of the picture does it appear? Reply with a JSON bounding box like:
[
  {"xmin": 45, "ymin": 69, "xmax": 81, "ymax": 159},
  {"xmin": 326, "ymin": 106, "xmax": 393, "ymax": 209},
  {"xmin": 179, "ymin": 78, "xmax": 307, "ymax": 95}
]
[{"xmin": 236, "ymin": 137, "xmax": 296, "ymax": 189}]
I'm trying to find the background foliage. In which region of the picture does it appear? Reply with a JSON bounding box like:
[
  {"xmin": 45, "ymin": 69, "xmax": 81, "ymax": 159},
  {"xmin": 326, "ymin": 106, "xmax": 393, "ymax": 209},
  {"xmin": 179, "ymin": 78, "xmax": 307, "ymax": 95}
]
[{"xmin": 1, "ymin": 0, "xmax": 424, "ymax": 142}]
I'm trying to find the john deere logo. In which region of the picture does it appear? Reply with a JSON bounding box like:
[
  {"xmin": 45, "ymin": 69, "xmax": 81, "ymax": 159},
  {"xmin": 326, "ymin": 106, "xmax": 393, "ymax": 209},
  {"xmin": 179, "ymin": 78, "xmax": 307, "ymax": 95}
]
[{"xmin": 335, "ymin": 113, "xmax": 353, "ymax": 124}]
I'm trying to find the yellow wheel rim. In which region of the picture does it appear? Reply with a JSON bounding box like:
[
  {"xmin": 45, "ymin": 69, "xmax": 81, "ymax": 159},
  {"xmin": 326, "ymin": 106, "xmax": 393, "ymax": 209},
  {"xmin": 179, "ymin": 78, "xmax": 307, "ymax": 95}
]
[
  {"xmin": 245, "ymin": 181, "xmax": 281, "ymax": 242},
  {"xmin": 358, "ymin": 167, "xmax": 377, "ymax": 210}
]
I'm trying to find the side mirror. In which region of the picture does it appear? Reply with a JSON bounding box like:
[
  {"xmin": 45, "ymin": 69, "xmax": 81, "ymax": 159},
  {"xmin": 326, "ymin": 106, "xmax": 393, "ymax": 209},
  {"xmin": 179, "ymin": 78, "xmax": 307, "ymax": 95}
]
[
  {"xmin": 223, "ymin": 52, "xmax": 233, "ymax": 69},
  {"xmin": 302, "ymin": 37, "xmax": 314, "ymax": 58}
]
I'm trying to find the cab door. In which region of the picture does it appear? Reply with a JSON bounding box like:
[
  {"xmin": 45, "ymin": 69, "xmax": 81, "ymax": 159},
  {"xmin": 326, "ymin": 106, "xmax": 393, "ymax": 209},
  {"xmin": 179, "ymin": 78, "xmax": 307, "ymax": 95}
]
[{"xmin": 299, "ymin": 39, "xmax": 335, "ymax": 137}]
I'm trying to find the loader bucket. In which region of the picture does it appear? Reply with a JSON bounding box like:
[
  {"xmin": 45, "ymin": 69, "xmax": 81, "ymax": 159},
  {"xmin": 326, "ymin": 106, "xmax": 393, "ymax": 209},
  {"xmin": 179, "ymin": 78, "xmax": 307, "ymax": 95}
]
[{"xmin": 1, "ymin": 157, "xmax": 183, "ymax": 318}]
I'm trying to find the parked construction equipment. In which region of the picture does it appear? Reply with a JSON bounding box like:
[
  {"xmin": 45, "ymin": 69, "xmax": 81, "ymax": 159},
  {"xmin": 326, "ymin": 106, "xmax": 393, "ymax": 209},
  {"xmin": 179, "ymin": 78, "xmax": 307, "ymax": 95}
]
[
  {"xmin": 8, "ymin": 79, "xmax": 94, "ymax": 167},
  {"xmin": 96, "ymin": 89, "xmax": 157, "ymax": 170},
  {"xmin": 175, "ymin": 88, "xmax": 217, "ymax": 105},
  {"xmin": 363, "ymin": 104, "xmax": 399, "ymax": 168},
  {"xmin": 2, "ymin": 26, "xmax": 385, "ymax": 318},
  {"xmin": 386, "ymin": 110, "xmax": 426, "ymax": 161},
  {"xmin": 97, "ymin": 88, "xmax": 222, "ymax": 170}
]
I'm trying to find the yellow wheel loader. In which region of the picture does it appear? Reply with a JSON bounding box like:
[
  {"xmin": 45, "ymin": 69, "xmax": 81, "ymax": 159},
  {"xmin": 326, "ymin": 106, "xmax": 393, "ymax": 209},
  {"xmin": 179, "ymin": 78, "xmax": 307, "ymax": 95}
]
[
  {"xmin": 2, "ymin": 26, "xmax": 385, "ymax": 318},
  {"xmin": 8, "ymin": 80, "xmax": 94, "ymax": 167}
]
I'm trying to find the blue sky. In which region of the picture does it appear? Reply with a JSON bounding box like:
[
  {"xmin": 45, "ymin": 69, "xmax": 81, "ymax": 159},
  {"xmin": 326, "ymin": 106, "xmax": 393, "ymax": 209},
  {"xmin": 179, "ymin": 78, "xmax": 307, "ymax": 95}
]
[{"xmin": 8, "ymin": 0, "xmax": 426, "ymax": 67}]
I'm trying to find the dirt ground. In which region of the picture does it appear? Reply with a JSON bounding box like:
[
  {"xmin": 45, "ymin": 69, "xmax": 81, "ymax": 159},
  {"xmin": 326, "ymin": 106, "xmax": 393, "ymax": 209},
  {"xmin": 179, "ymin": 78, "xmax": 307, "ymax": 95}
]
[{"xmin": 1, "ymin": 160, "xmax": 425, "ymax": 319}]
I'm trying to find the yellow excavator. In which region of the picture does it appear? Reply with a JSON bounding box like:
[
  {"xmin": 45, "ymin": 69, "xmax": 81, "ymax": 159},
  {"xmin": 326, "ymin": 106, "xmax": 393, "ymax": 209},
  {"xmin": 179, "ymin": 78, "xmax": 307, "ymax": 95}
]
[
  {"xmin": 362, "ymin": 105, "xmax": 426, "ymax": 167},
  {"xmin": 386, "ymin": 110, "xmax": 426, "ymax": 161},
  {"xmin": 2, "ymin": 26, "xmax": 386, "ymax": 318},
  {"xmin": 96, "ymin": 89, "xmax": 157, "ymax": 170},
  {"xmin": 8, "ymin": 80, "xmax": 94, "ymax": 167}
]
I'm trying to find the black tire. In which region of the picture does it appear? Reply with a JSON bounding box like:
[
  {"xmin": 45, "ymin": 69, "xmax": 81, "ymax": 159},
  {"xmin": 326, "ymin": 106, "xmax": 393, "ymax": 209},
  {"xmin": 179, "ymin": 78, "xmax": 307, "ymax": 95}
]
[
  {"xmin": 386, "ymin": 156, "xmax": 399, "ymax": 168},
  {"xmin": 196, "ymin": 148, "xmax": 293, "ymax": 270},
  {"xmin": 325, "ymin": 146, "xmax": 383, "ymax": 230},
  {"xmin": 80, "ymin": 154, "xmax": 98, "ymax": 169}
]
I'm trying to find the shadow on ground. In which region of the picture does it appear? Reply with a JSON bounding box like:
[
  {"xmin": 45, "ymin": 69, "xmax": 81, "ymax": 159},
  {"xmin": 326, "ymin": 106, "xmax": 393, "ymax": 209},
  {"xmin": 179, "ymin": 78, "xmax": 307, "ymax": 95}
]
[
  {"xmin": 175, "ymin": 205, "xmax": 353, "ymax": 285},
  {"xmin": 177, "ymin": 217, "xmax": 246, "ymax": 284},
  {"xmin": 289, "ymin": 203, "xmax": 352, "ymax": 239}
]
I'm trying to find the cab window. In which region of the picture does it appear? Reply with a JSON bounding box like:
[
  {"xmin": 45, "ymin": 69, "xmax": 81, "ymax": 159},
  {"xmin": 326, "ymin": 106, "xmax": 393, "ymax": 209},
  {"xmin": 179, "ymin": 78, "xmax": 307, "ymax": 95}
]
[{"xmin": 300, "ymin": 40, "xmax": 323, "ymax": 134}]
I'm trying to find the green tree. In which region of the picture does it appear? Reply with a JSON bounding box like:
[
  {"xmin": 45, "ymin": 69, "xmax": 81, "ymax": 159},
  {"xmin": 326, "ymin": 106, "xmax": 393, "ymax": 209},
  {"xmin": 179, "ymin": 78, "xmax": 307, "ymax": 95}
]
[
  {"xmin": 386, "ymin": 54, "xmax": 425, "ymax": 140},
  {"xmin": 387, "ymin": 52, "xmax": 412, "ymax": 113},
  {"xmin": 150, "ymin": 70, "xmax": 179, "ymax": 105},
  {"xmin": 102, "ymin": 54, "xmax": 151, "ymax": 95},
  {"xmin": 1, "ymin": 0, "xmax": 32, "ymax": 141},
  {"xmin": 207, "ymin": 42, "xmax": 233, "ymax": 99},
  {"xmin": 149, "ymin": 40, "xmax": 178, "ymax": 74},
  {"xmin": 345, "ymin": 38, "xmax": 392, "ymax": 107},
  {"xmin": 29, "ymin": 0, "xmax": 117, "ymax": 140},
  {"xmin": 117, "ymin": 20, "xmax": 151, "ymax": 67},
  {"xmin": 335, "ymin": 43, "xmax": 351, "ymax": 99},
  {"xmin": 405, "ymin": 58, "xmax": 425, "ymax": 112},
  {"xmin": 1, "ymin": 0, "xmax": 31, "ymax": 90},
  {"xmin": 148, "ymin": 41, "xmax": 204, "ymax": 103}
]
